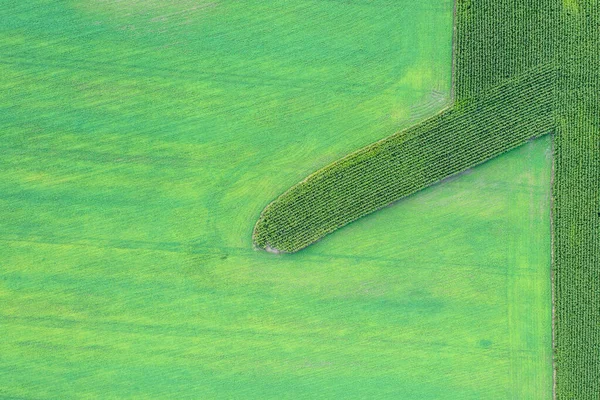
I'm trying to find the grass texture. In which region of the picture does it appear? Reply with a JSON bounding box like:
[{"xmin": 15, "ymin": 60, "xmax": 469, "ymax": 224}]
[{"xmin": 0, "ymin": 0, "xmax": 555, "ymax": 398}]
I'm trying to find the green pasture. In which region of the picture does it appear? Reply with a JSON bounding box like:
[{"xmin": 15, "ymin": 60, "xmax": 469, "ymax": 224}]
[{"xmin": 0, "ymin": 0, "xmax": 551, "ymax": 398}]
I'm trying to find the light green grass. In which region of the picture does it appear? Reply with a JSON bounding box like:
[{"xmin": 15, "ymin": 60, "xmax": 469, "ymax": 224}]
[{"xmin": 0, "ymin": 1, "xmax": 551, "ymax": 398}]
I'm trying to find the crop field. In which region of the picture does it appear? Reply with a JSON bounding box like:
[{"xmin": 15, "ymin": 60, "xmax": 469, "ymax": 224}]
[
  {"xmin": 253, "ymin": 0, "xmax": 557, "ymax": 253},
  {"xmin": 0, "ymin": 0, "xmax": 559, "ymax": 399},
  {"xmin": 254, "ymin": 0, "xmax": 599, "ymax": 397},
  {"xmin": 553, "ymin": 1, "xmax": 600, "ymax": 397}
]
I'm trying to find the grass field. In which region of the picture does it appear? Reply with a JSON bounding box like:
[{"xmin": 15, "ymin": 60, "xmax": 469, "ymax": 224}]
[{"xmin": 0, "ymin": 1, "xmax": 552, "ymax": 398}]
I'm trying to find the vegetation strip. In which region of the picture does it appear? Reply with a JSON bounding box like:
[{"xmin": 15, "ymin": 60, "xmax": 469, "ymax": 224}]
[
  {"xmin": 254, "ymin": 0, "xmax": 599, "ymax": 397},
  {"xmin": 553, "ymin": 1, "xmax": 599, "ymax": 397},
  {"xmin": 254, "ymin": 66, "xmax": 555, "ymax": 252}
]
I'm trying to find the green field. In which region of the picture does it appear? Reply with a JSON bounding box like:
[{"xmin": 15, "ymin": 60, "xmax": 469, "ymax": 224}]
[
  {"xmin": 1, "ymin": 1, "xmax": 553, "ymax": 398},
  {"xmin": 251, "ymin": 0, "xmax": 599, "ymax": 395}
]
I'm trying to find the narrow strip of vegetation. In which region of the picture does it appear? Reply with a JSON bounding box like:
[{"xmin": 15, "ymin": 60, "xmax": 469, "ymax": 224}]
[{"xmin": 253, "ymin": 66, "xmax": 555, "ymax": 252}]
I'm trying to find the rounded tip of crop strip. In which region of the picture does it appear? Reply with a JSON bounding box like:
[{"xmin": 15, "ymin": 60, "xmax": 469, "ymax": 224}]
[{"xmin": 252, "ymin": 217, "xmax": 286, "ymax": 254}]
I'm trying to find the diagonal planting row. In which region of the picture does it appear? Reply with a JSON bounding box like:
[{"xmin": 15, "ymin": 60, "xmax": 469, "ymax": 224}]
[{"xmin": 253, "ymin": 65, "xmax": 556, "ymax": 252}]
